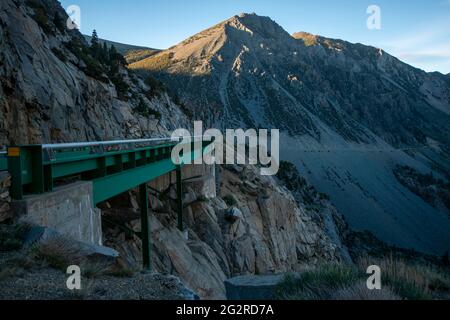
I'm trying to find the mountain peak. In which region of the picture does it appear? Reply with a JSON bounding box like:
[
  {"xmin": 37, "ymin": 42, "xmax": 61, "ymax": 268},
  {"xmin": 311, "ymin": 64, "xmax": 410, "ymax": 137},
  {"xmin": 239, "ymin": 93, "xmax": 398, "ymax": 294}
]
[
  {"xmin": 237, "ymin": 12, "xmax": 258, "ymax": 18},
  {"xmin": 224, "ymin": 13, "xmax": 289, "ymax": 39}
]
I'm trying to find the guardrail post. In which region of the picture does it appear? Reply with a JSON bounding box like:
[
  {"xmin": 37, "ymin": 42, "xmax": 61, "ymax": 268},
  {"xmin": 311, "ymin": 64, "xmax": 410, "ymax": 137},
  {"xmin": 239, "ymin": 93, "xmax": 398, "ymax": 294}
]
[
  {"xmin": 139, "ymin": 183, "xmax": 151, "ymax": 270},
  {"xmin": 29, "ymin": 146, "xmax": 45, "ymax": 194},
  {"xmin": 43, "ymin": 164, "xmax": 53, "ymax": 192},
  {"xmin": 7, "ymin": 147, "xmax": 23, "ymax": 200},
  {"xmin": 176, "ymin": 165, "xmax": 184, "ymax": 232}
]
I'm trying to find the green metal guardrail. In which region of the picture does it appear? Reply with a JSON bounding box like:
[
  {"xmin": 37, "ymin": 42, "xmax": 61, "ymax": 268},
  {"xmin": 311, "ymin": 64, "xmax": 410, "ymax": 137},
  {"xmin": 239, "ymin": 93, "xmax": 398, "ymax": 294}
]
[
  {"xmin": 5, "ymin": 137, "xmax": 212, "ymax": 270},
  {"xmin": 7, "ymin": 139, "xmax": 211, "ymax": 204},
  {"xmin": 0, "ymin": 151, "xmax": 7, "ymax": 171}
]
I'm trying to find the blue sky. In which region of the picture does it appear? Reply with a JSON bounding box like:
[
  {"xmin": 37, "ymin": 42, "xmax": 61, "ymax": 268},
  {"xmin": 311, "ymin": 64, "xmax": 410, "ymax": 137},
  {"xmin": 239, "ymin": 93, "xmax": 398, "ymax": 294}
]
[{"xmin": 59, "ymin": 0, "xmax": 450, "ymax": 74}]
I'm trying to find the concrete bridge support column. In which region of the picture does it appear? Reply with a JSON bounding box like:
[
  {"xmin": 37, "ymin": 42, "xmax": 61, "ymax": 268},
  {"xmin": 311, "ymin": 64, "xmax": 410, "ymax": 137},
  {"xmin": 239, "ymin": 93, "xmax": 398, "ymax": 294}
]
[{"xmin": 12, "ymin": 181, "xmax": 102, "ymax": 245}]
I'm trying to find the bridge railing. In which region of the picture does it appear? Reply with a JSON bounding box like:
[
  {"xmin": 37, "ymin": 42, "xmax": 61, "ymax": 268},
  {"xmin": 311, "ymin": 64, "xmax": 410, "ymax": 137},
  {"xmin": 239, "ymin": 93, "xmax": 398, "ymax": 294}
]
[{"xmin": 6, "ymin": 136, "xmax": 212, "ymax": 204}]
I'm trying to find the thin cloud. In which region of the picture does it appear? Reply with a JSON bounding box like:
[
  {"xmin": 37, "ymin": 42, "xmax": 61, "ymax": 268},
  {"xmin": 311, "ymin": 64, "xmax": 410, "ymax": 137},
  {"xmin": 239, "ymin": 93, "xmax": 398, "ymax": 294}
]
[{"xmin": 377, "ymin": 19, "xmax": 450, "ymax": 73}]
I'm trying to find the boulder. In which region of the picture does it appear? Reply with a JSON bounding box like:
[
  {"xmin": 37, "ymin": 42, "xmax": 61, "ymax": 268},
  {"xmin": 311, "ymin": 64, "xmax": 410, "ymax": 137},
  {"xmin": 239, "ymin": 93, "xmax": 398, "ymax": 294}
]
[
  {"xmin": 184, "ymin": 175, "xmax": 217, "ymax": 200},
  {"xmin": 224, "ymin": 207, "xmax": 243, "ymax": 223}
]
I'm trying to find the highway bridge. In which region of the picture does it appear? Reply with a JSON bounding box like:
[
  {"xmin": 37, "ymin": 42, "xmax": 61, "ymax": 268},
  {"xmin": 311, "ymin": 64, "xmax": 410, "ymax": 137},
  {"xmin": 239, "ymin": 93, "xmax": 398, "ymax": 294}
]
[{"xmin": 0, "ymin": 137, "xmax": 212, "ymax": 269}]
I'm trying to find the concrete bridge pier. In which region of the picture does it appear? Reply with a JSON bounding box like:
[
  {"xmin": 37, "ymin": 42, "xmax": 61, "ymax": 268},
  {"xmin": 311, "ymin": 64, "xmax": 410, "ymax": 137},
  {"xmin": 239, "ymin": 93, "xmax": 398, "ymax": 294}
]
[{"xmin": 12, "ymin": 181, "xmax": 102, "ymax": 246}]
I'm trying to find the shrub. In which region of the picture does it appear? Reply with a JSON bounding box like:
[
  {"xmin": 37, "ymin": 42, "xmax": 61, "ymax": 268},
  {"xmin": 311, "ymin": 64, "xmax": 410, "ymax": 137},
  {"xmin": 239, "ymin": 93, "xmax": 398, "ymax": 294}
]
[
  {"xmin": 223, "ymin": 194, "xmax": 238, "ymax": 207},
  {"xmin": 144, "ymin": 76, "xmax": 165, "ymax": 98},
  {"xmin": 135, "ymin": 98, "xmax": 161, "ymax": 119},
  {"xmin": 0, "ymin": 223, "xmax": 30, "ymax": 251},
  {"xmin": 53, "ymin": 12, "xmax": 66, "ymax": 33},
  {"xmin": 29, "ymin": 236, "xmax": 82, "ymax": 271},
  {"xmin": 110, "ymin": 74, "xmax": 130, "ymax": 99}
]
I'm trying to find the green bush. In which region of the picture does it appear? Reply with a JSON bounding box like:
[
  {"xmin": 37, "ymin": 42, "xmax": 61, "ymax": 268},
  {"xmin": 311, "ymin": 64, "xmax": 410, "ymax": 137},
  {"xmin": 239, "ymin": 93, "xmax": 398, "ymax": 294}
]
[
  {"xmin": 144, "ymin": 76, "xmax": 165, "ymax": 98},
  {"xmin": 110, "ymin": 74, "xmax": 130, "ymax": 99},
  {"xmin": 135, "ymin": 98, "xmax": 161, "ymax": 119},
  {"xmin": 223, "ymin": 194, "xmax": 238, "ymax": 206}
]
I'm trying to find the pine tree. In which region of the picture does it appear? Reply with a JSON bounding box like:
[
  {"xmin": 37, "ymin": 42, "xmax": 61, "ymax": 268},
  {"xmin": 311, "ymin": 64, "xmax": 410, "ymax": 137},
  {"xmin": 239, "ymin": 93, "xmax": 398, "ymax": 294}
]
[
  {"xmin": 90, "ymin": 29, "xmax": 100, "ymax": 59},
  {"xmin": 101, "ymin": 42, "xmax": 109, "ymax": 64},
  {"xmin": 91, "ymin": 29, "xmax": 99, "ymax": 47},
  {"xmin": 109, "ymin": 44, "xmax": 118, "ymax": 61}
]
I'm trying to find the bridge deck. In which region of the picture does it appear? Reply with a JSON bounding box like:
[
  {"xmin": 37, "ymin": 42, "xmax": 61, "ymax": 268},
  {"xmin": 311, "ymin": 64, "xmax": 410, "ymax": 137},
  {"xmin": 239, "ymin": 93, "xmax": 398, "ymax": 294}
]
[{"xmin": 6, "ymin": 138, "xmax": 210, "ymax": 204}]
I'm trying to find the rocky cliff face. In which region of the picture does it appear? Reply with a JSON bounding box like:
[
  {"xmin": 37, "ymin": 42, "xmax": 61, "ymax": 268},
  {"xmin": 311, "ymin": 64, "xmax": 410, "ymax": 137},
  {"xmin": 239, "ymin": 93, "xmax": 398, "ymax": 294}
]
[
  {"xmin": 0, "ymin": 0, "xmax": 352, "ymax": 299},
  {"xmin": 130, "ymin": 13, "xmax": 450, "ymax": 255},
  {"xmin": 0, "ymin": 0, "xmax": 188, "ymax": 145},
  {"xmin": 102, "ymin": 164, "xmax": 347, "ymax": 299},
  {"xmin": 0, "ymin": 173, "xmax": 11, "ymax": 223}
]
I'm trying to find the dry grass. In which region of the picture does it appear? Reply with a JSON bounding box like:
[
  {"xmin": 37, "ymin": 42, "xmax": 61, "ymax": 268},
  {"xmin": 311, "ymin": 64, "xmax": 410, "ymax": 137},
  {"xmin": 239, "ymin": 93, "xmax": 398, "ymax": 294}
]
[
  {"xmin": 292, "ymin": 32, "xmax": 319, "ymax": 46},
  {"xmin": 80, "ymin": 260, "xmax": 111, "ymax": 278},
  {"xmin": 0, "ymin": 266, "xmax": 22, "ymax": 281},
  {"xmin": 330, "ymin": 281, "xmax": 400, "ymax": 300},
  {"xmin": 66, "ymin": 278, "xmax": 96, "ymax": 300},
  {"xmin": 0, "ymin": 251, "xmax": 40, "ymax": 281},
  {"xmin": 276, "ymin": 264, "xmax": 361, "ymax": 300},
  {"xmin": 130, "ymin": 53, "xmax": 172, "ymax": 71},
  {"xmin": 104, "ymin": 264, "xmax": 136, "ymax": 278},
  {"xmin": 357, "ymin": 255, "xmax": 450, "ymax": 300},
  {"xmin": 29, "ymin": 237, "xmax": 132, "ymax": 279},
  {"xmin": 29, "ymin": 236, "xmax": 84, "ymax": 271},
  {"xmin": 276, "ymin": 257, "xmax": 450, "ymax": 300},
  {"xmin": 125, "ymin": 49, "xmax": 159, "ymax": 64}
]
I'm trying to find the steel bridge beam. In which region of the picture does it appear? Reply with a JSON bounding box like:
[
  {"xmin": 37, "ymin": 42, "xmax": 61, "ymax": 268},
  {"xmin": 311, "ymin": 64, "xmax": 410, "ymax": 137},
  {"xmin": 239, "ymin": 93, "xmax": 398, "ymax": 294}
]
[
  {"xmin": 139, "ymin": 183, "xmax": 151, "ymax": 270},
  {"xmin": 6, "ymin": 140, "xmax": 211, "ymax": 204}
]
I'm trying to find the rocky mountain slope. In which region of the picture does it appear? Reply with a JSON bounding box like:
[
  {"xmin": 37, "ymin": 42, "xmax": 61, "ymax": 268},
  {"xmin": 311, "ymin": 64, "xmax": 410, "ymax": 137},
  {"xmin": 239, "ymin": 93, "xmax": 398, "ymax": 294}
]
[
  {"xmin": 0, "ymin": 0, "xmax": 187, "ymax": 146},
  {"xmin": 130, "ymin": 13, "xmax": 450, "ymax": 255},
  {"xmin": 0, "ymin": 0, "xmax": 353, "ymax": 299}
]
